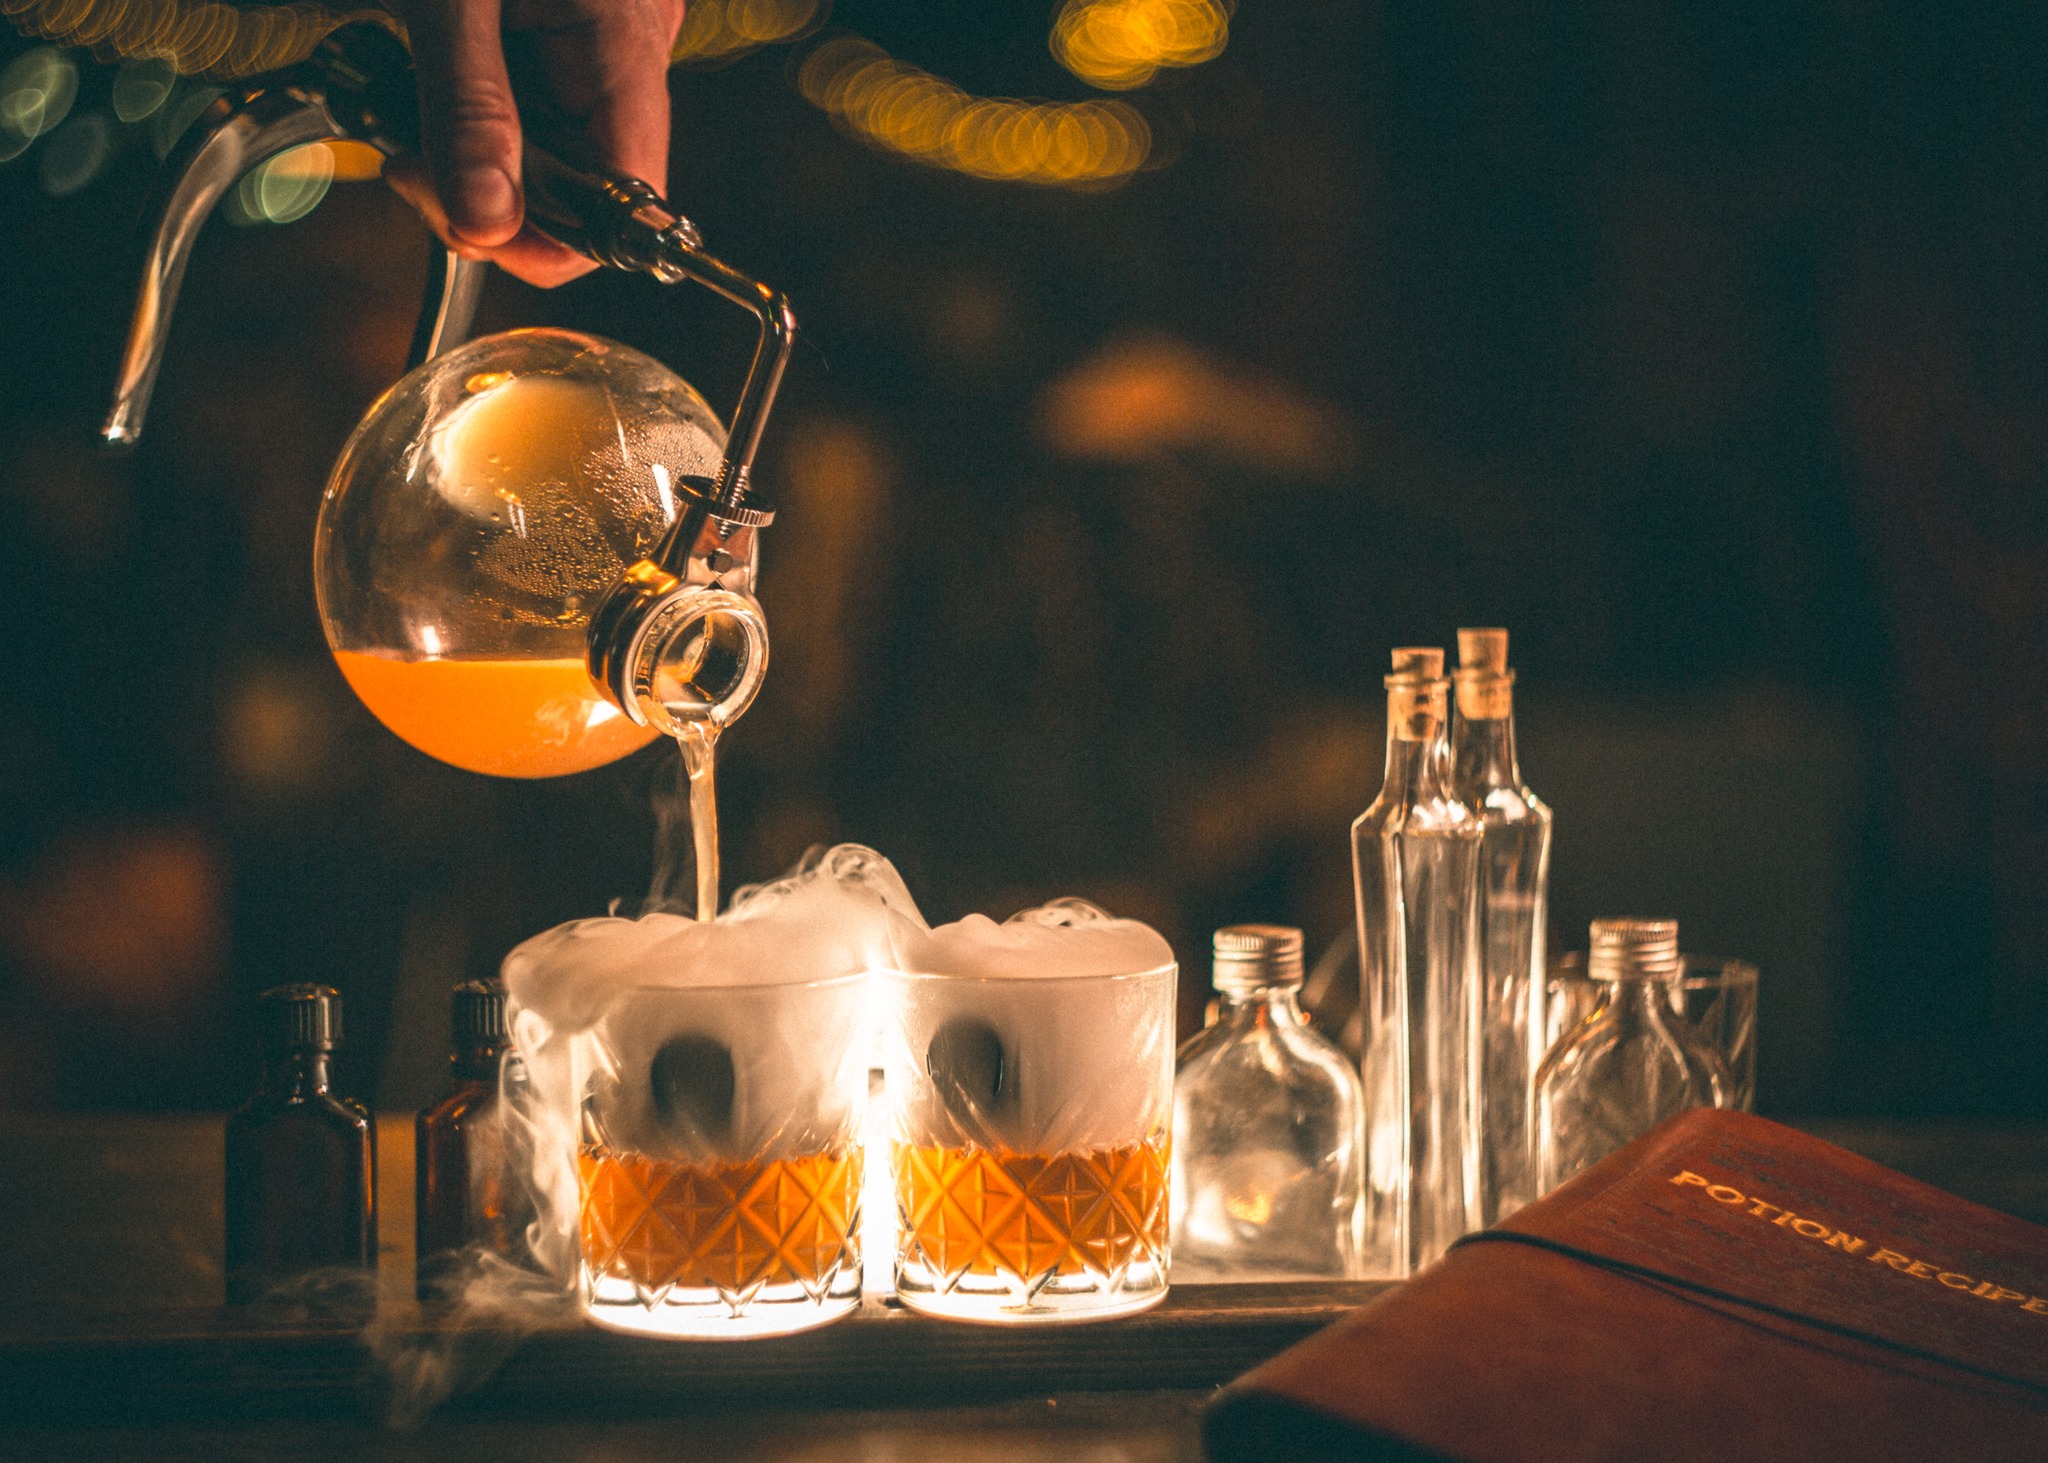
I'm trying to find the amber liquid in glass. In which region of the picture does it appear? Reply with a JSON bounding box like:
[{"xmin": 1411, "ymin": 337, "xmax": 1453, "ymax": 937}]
[
  {"xmin": 578, "ymin": 1143, "xmax": 862, "ymax": 1297},
  {"xmin": 893, "ymin": 1135, "xmax": 1170, "ymax": 1283},
  {"xmin": 333, "ymin": 652, "xmax": 658, "ymax": 778}
]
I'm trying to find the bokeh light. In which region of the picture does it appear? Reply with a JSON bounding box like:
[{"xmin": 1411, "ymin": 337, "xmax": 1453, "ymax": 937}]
[
  {"xmin": 673, "ymin": 0, "xmax": 823, "ymax": 66},
  {"xmin": 798, "ymin": 36, "xmax": 1150, "ymax": 188},
  {"xmin": 110, "ymin": 54, "xmax": 176, "ymax": 121},
  {"xmin": 224, "ymin": 142, "xmax": 335, "ymax": 224},
  {"xmin": 152, "ymin": 81, "xmax": 222, "ymax": 159},
  {"xmin": 1051, "ymin": 0, "xmax": 1231, "ymax": 91},
  {"xmin": 2, "ymin": 0, "xmax": 373, "ymax": 80},
  {"xmin": 37, "ymin": 110, "xmax": 109, "ymax": 196},
  {"xmin": 0, "ymin": 46, "xmax": 77, "ymax": 161}
]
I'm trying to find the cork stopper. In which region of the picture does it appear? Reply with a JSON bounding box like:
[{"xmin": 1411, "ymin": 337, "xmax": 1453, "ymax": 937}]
[
  {"xmin": 1588, "ymin": 919, "xmax": 1682, "ymax": 983},
  {"xmin": 1457, "ymin": 628, "xmax": 1508, "ymax": 674},
  {"xmin": 1386, "ymin": 647, "xmax": 1448, "ymax": 739},
  {"xmin": 1454, "ymin": 627, "xmax": 1515, "ymax": 719},
  {"xmin": 1213, "ymin": 924, "xmax": 1305, "ymax": 993},
  {"xmin": 1388, "ymin": 646, "xmax": 1445, "ymax": 682}
]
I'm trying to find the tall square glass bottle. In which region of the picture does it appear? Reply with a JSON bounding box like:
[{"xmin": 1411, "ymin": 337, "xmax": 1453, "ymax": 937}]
[
  {"xmin": 1353, "ymin": 648, "xmax": 1484, "ymax": 1277},
  {"xmin": 1451, "ymin": 629, "xmax": 1553, "ymax": 1225}
]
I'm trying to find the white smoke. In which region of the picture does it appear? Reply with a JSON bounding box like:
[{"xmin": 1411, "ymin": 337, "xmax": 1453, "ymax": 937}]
[
  {"xmin": 884, "ymin": 899, "xmax": 1178, "ymax": 1155},
  {"xmin": 500, "ymin": 843, "xmax": 928, "ymax": 1282}
]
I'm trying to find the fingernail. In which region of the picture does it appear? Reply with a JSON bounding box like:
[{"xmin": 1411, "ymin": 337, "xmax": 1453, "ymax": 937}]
[{"xmin": 448, "ymin": 165, "xmax": 518, "ymax": 239}]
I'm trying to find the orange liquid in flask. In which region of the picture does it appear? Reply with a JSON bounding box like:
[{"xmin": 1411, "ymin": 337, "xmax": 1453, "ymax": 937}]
[{"xmin": 334, "ymin": 652, "xmax": 657, "ymax": 778}]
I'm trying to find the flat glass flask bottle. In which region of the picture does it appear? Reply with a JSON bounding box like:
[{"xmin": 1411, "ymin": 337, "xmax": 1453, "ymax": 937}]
[
  {"xmin": 1535, "ymin": 919, "xmax": 1728, "ymax": 1194},
  {"xmin": 1173, "ymin": 926, "xmax": 1366, "ymax": 1279}
]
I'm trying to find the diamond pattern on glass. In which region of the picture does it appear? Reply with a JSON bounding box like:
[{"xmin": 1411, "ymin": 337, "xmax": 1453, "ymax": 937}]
[
  {"xmin": 893, "ymin": 1135, "xmax": 1169, "ymax": 1293},
  {"xmin": 578, "ymin": 1143, "xmax": 862, "ymax": 1302}
]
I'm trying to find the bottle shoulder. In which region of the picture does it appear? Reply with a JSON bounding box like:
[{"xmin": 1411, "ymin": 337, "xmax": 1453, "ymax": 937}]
[
  {"xmin": 1538, "ymin": 1003, "xmax": 1722, "ymax": 1093},
  {"xmin": 1353, "ymin": 794, "xmax": 1481, "ymax": 841},
  {"xmin": 1475, "ymin": 784, "xmax": 1552, "ymax": 827},
  {"xmin": 1177, "ymin": 1017, "xmax": 1363, "ymax": 1100},
  {"xmin": 418, "ymin": 1083, "xmax": 496, "ymax": 1131},
  {"xmin": 228, "ymin": 1089, "xmax": 374, "ymax": 1138}
]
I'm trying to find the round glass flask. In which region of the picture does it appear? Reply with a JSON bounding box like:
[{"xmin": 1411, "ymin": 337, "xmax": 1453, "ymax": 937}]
[{"xmin": 315, "ymin": 329, "xmax": 767, "ymax": 778}]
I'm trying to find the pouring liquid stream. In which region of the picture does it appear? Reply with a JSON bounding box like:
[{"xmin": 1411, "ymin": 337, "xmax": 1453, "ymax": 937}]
[{"xmin": 679, "ymin": 722, "xmax": 720, "ymax": 925}]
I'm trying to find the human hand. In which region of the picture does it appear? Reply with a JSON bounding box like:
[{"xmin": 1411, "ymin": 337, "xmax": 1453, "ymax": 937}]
[{"xmin": 381, "ymin": 0, "xmax": 686, "ymax": 287}]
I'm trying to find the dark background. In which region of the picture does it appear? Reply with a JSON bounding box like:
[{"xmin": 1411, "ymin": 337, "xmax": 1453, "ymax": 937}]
[{"xmin": 1, "ymin": 1, "xmax": 2043, "ymax": 1121}]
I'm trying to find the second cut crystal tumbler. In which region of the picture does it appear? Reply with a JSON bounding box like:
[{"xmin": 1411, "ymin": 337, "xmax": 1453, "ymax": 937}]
[{"xmin": 880, "ymin": 960, "xmax": 1176, "ymax": 1324}]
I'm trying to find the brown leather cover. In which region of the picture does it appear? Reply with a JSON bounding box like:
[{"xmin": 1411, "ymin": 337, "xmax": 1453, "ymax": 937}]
[{"xmin": 1205, "ymin": 1109, "xmax": 2048, "ymax": 1462}]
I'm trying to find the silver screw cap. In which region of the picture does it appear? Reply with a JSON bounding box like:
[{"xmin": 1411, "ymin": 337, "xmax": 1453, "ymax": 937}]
[
  {"xmin": 1213, "ymin": 924, "xmax": 1306, "ymax": 992},
  {"xmin": 1588, "ymin": 918, "xmax": 1682, "ymax": 982}
]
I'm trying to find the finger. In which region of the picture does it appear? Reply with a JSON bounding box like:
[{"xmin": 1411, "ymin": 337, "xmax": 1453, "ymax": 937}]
[
  {"xmin": 403, "ymin": 0, "xmax": 525, "ymax": 248},
  {"xmin": 486, "ymin": 224, "xmax": 600, "ymax": 288},
  {"xmin": 388, "ymin": 146, "xmax": 594, "ymax": 286}
]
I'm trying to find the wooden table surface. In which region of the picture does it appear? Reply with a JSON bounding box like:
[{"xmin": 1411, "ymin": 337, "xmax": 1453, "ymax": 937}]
[{"xmin": 1, "ymin": 1114, "xmax": 2043, "ymax": 1460}]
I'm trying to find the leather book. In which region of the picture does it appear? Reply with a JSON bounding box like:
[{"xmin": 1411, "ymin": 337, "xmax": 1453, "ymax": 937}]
[{"xmin": 1205, "ymin": 1109, "xmax": 2048, "ymax": 1462}]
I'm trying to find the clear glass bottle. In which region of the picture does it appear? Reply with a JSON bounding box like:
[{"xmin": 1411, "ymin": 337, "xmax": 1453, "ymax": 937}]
[
  {"xmin": 416, "ymin": 978, "xmax": 537, "ymax": 1299},
  {"xmin": 1534, "ymin": 919, "xmax": 1728, "ymax": 1193},
  {"xmin": 1173, "ymin": 926, "xmax": 1366, "ymax": 1279},
  {"xmin": 224, "ymin": 984, "xmax": 377, "ymax": 1305},
  {"xmin": 1353, "ymin": 648, "xmax": 1484, "ymax": 1277},
  {"xmin": 1451, "ymin": 628, "xmax": 1553, "ymax": 1226}
]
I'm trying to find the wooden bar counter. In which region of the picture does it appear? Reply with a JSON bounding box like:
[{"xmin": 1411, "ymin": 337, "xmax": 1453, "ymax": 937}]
[{"xmin": 1, "ymin": 1115, "xmax": 2043, "ymax": 1459}]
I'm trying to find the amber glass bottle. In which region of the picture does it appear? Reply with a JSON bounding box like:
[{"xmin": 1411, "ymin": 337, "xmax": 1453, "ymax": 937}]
[
  {"xmin": 416, "ymin": 978, "xmax": 532, "ymax": 1298},
  {"xmin": 224, "ymin": 984, "xmax": 377, "ymax": 1304}
]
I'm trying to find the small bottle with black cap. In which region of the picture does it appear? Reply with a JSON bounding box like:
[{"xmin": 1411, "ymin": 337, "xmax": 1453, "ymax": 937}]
[
  {"xmin": 1171, "ymin": 926, "xmax": 1367, "ymax": 1279},
  {"xmin": 416, "ymin": 978, "xmax": 535, "ymax": 1298},
  {"xmin": 224, "ymin": 984, "xmax": 377, "ymax": 1305}
]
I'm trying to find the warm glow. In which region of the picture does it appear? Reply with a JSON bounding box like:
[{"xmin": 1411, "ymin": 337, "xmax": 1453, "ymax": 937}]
[
  {"xmin": 798, "ymin": 37, "xmax": 1150, "ymax": 189},
  {"xmin": 4, "ymin": 0, "xmax": 366, "ymax": 79},
  {"xmin": 672, "ymin": 0, "xmax": 823, "ymax": 66},
  {"xmin": 333, "ymin": 653, "xmax": 657, "ymax": 779},
  {"xmin": 1052, "ymin": 0, "xmax": 1231, "ymax": 92},
  {"xmin": 324, "ymin": 138, "xmax": 385, "ymax": 180}
]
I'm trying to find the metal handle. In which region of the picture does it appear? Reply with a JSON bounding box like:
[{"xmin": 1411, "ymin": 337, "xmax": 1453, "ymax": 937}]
[{"xmin": 103, "ymin": 19, "xmax": 796, "ymax": 496}]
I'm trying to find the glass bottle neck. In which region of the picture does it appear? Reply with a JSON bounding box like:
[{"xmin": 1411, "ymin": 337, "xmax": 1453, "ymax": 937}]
[
  {"xmin": 1603, "ymin": 977, "xmax": 1677, "ymax": 1029},
  {"xmin": 1381, "ymin": 704, "xmax": 1454, "ymax": 802},
  {"xmin": 263, "ymin": 1050, "xmax": 334, "ymax": 1098},
  {"xmin": 1215, "ymin": 987, "xmax": 1307, "ymax": 1027},
  {"xmin": 1452, "ymin": 708, "xmax": 1521, "ymax": 791}
]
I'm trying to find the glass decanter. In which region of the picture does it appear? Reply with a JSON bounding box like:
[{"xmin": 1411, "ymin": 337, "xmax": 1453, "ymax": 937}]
[
  {"xmin": 1450, "ymin": 628, "xmax": 1553, "ymax": 1225},
  {"xmin": 1353, "ymin": 648, "xmax": 1484, "ymax": 1278},
  {"xmin": 315, "ymin": 328, "xmax": 765, "ymax": 778},
  {"xmin": 1173, "ymin": 926, "xmax": 1366, "ymax": 1280},
  {"xmin": 1534, "ymin": 919, "xmax": 1729, "ymax": 1194}
]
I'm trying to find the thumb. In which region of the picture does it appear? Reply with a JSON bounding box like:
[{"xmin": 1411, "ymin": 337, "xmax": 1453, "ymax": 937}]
[{"xmin": 403, "ymin": 0, "xmax": 523, "ymax": 248}]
